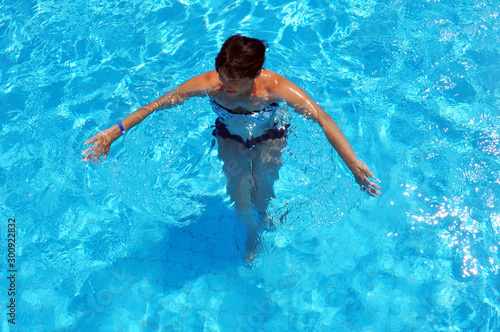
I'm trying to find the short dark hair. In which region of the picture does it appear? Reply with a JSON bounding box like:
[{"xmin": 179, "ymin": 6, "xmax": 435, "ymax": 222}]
[{"xmin": 215, "ymin": 35, "xmax": 267, "ymax": 79}]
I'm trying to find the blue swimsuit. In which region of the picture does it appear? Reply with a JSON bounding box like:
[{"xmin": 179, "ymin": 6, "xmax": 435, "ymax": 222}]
[{"xmin": 210, "ymin": 99, "xmax": 289, "ymax": 148}]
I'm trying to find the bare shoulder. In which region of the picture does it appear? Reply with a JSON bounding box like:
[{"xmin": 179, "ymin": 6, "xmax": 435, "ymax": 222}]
[
  {"xmin": 188, "ymin": 70, "xmax": 220, "ymax": 87},
  {"xmin": 260, "ymin": 69, "xmax": 302, "ymax": 94},
  {"xmin": 259, "ymin": 69, "xmax": 321, "ymax": 118},
  {"xmin": 260, "ymin": 69, "xmax": 308, "ymax": 99},
  {"xmin": 175, "ymin": 70, "xmax": 222, "ymax": 97},
  {"xmin": 260, "ymin": 69, "xmax": 289, "ymax": 87}
]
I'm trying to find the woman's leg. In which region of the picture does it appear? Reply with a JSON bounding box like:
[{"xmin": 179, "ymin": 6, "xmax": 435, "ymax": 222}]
[
  {"xmin": 251, "ymin": 137, "xmax": 287, "ymax": 225},
  {"xmin": 216, "ymin": 136, "xmax": 261, "ymax": 260},
  {"xmin": 216, "ymin": 136, "xmax": 253, "ymax": 210}
]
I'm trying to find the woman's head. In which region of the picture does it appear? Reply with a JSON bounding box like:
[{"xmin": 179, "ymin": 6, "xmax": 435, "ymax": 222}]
[{"xmin": 215, "ymin": 35, "xmax": 267, "ymax": 80}]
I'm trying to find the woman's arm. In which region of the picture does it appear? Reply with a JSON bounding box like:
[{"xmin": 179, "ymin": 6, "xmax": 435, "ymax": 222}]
[
  {"xmin": 82, "ymin": 71, "xmax": 217, "ymax": 162},
  {"xmin": 268, "ymin": 72, "xmax": 381, "ymax": 196}
]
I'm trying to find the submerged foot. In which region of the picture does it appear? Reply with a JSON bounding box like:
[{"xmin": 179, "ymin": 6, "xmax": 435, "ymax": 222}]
[
  {"xmin": 244, "ymin": 233, "xmax": 261, "ymax": 265},
  {"xmin": 244, "ymin": 249, "xmax": 259, "ymax": 265}
]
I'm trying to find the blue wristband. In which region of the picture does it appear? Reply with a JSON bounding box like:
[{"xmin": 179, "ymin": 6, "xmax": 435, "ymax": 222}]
[{"xmin": 117, "ymin": 120, "xmax": 126, "ymax": 134}]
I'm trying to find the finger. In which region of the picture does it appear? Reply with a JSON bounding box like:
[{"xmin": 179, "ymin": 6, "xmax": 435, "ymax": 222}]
[
  {"xmin": 83, "ymin": 150, "xmax": 102, "ymax": 162},
  {"xmin": 103, "ymin": 151, "xmax": 109, "ymax": 160},
  {"xmin": 81, "ymin": 147, "xmax": 96, "ymax": 156},
  {"xmin": 367, "ymin": 187, "xmax": 382, "ymax": 196},
  {"xmin": 84, "ymin": 137, "xmax": 96, "ymax": 145},
  {"xmin": 82, "ymin": 153, "xmax": 97, "ymax": 162},
  {"xmin": 361, "ymin": 176, "xmax": 380, "ymax": 189},
  {"xmin": 82, "ymin": 150, "xmax": 95, "ymax": 161},
  {"xmin": 367, "ymin": 179, "xmax": 381, "ymax": 189}
]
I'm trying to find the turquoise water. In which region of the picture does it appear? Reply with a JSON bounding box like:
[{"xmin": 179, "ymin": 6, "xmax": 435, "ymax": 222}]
[{"xmin": 1, "ymin": 0, "xmax": 499, "ymax": 330}]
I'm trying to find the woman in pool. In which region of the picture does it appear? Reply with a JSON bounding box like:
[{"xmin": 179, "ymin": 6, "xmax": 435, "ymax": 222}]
[{"xmin": 82, "ymin": 35, "xmax": 381, "ymax": 260}]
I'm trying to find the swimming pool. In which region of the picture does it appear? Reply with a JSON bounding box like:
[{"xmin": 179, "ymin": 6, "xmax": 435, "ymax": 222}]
[{"xmin": 1, "ymin": 0, "xmax": 499, "ymax": 330}]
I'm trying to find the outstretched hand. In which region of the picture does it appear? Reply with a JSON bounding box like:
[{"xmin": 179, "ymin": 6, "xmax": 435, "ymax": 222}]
[
  {"xmin": 350, "ymin": 159, "xmax": 381, "ymax": 197},
  {"xmin": 81, "ymin": 129, "xmax": 116, "ymax": 163}
]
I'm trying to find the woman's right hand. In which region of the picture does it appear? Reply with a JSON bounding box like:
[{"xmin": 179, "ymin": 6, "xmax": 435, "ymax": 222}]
[{"xmin": 81, "ymin": 127, "xmax": 118, "ymax": 162}]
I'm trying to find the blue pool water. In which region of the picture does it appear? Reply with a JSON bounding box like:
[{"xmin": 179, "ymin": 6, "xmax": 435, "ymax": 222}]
[{"xmin": 1, "ymin": 0, "xmax": 499, "ymax": 330}]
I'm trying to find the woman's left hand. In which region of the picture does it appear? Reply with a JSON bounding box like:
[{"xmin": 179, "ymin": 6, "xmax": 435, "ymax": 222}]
[{"xmin": 350, "ymin": 159, "xmax": 381, "ymax": 196}]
